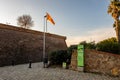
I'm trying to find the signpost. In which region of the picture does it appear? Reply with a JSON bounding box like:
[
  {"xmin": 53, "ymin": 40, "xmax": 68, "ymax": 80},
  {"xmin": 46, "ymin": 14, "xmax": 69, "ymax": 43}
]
[{"xmin": 77, "ymin": 45, "xmax": 84, "ymax": 67}]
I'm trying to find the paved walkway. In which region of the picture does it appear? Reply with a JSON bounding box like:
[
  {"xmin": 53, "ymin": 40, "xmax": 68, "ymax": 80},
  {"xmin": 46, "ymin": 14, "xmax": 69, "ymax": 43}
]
[{"xmin": 0, "ymin": 62, "xmax": 119, "ymax": 80}]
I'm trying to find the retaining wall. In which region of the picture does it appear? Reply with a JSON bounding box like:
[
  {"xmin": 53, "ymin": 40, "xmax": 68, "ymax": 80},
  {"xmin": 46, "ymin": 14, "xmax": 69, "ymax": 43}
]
[{"xmin": 84, "ymin": 49, "xmax": 120, "ymax": 76}]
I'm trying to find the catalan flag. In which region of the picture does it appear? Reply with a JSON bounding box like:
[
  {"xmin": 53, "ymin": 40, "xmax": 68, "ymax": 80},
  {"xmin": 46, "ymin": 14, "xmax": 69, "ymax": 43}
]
[{"xmin": 46, "ymin": 12, "xmax": 55, "ymax": 25}]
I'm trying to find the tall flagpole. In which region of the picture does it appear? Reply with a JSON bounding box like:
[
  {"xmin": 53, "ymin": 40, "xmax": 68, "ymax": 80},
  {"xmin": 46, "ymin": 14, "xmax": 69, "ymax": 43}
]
[
  {"xmin": 43, "ymin": 12, "xmax": 55, "ymax": 68},
  {"xmin": 43, "ymin": 15, "xmax": 46, "ymax": 67},
  {"xmin": 43, "ymin": 13, "xmax": 48, "ymax": 68}
]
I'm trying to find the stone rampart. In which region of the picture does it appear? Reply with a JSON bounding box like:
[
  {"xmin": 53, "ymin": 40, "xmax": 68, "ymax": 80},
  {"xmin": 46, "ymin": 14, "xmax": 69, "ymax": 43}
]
[{"xmin": 0, "ymin": 23, "xmax": 67, "ymax": 66}]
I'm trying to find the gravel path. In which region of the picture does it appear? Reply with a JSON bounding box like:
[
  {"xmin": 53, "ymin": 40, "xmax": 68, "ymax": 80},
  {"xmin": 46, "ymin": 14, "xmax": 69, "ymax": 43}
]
[{"xmin": 0, "ymin": 62, "xmax": 119, "ymax": 80}]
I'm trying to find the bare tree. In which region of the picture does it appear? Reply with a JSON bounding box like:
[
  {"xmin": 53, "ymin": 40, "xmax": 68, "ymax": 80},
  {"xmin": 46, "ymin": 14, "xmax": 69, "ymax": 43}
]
[{"xmin": 17, "ymin": 14, "xmax": 34, "ymax": 29}]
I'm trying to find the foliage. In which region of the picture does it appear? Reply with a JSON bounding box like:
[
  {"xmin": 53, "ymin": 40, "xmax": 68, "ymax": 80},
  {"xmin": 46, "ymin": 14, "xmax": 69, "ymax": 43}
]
[
  {"xmin": 108, "ymin": 0, "xmax": 120, "ymax": 43},
  {"xmin": 96, "ymin": 37, "xmax": 119, "ymax": 54},
  {"xmin": 17, "ymin": 14, "xmax": 34, "ymax": 29},
  {"xmin": 66, "ymin": 37, "xmax": 119, "ymax": 60},
  {"xmin": 108, "ymin": 0, "xmax": 120, "ymax": 20},
  {"xmin": 79, "ymin": 41, "xmax": 96, "ymax": 49},
  {"xmin": 67, "ymin": 45, "xmax": 77, "ymax": 58},
  {"xmin": 49, "ymin": 50, "xmax": 68, "ymax": 65}
]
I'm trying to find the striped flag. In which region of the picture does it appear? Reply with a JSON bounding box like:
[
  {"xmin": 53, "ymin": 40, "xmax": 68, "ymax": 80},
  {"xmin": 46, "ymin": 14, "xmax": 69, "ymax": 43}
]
[{"xmin": 46, "ymin": 12, "xmax": 55, "ymax": 25}]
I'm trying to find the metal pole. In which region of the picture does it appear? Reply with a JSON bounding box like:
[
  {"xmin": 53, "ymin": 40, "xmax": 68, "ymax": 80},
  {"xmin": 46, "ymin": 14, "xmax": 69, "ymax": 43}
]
[
  {"xmin": 43, "ymin": 13, "xmax": 49, "ymax": 68},
  {"xmin": 45, "ymin": 14, "xmax": 48, "ymax": 68},
  {"xmin": 43, "ymin": 16, "xmax": 46, "ymax": 63},
  {"xmin": 45, "ymin": 15, "xmax": 48, "ymax": 60},
  {"xmin": 46, "ymin": 17, "xmax": 47, "ymax": 32}
]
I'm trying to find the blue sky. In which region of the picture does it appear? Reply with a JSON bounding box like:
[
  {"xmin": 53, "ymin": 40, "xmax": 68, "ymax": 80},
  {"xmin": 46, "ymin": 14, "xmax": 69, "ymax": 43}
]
[{"xmin": 0, "ymin": 0, "xmax": 116, "ymax": 46}]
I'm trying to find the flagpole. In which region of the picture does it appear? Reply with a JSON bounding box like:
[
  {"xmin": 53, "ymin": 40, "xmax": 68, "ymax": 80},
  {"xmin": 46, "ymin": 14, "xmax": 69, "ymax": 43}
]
[
  {"xmin": 43, "ymin": 15, "xmax": 46, "ymax": 67},
  {"xmin": 43, "ymin": 12, "xmax": 55, "ymax": 68},
  {"xmin": 46, "ymin": 16, "xmax": 47, "ymax": 32},
  {"xmin": 45, "ymin": 13, "xmax": 48, "ymax": 66}
]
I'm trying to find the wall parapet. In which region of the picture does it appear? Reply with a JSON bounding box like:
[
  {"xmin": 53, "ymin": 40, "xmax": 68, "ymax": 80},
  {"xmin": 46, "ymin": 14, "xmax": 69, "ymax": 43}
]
[{"xmin": 0, "ymin": 23, "xmax": 66, "ymax": 40}]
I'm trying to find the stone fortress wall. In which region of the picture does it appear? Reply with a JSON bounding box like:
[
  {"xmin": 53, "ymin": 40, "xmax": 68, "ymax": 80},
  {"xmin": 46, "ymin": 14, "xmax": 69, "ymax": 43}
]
[{"xmin": 0, "ymin": 23, "xmax": 67, "ymax": 66}]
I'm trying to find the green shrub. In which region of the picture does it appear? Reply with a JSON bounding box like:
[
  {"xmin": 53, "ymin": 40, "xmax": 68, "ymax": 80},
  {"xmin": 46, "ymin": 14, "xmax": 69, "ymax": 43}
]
[
  {"xmin": 79, "ymin": 41, "xmax": 96, "ymax": 49},
  {"xmin": 49, "ymin": 50, "xmax": 68, "ymax": 65},
  {"xmin": 96, "ymin": 37, "xmax": 119, "ymax": 54}
]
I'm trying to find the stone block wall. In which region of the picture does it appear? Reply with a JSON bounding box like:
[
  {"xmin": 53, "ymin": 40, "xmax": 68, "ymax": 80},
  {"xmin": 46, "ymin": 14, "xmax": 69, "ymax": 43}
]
[
  {"xmin": 70, "ymin": 50, "xmax": 77, "ymax": 70},
  {"xmin": 0, "ymin": 23, "xmax": 67, "ymax": 66},
  {"xmin": 84, "ymin": 49, "xmax": 120, "ymax": 76}
]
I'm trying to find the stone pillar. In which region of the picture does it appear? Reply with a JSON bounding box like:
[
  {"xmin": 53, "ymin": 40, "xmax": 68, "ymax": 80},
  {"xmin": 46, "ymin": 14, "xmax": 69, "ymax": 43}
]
[{"xmin": 70, "ymin": 50, "xmax": 77, "ymax": 70}]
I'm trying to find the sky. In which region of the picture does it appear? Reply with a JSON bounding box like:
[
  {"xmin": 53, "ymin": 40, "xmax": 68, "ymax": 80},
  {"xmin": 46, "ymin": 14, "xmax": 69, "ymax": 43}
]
[{"xmin": 0, "ymin": 0, "xmax": 116, "ymax": 46}]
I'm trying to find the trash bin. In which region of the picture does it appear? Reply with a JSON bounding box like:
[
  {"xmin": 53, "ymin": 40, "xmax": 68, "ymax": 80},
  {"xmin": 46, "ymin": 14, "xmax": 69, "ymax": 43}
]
[{"xmin": 62, "ymin": 62, "xmax": 66, "ymax": 69}]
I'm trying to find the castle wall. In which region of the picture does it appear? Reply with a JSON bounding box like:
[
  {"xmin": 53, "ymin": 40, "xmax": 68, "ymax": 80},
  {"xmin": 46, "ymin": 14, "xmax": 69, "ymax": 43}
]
[{"xmin": 0, "ymin": 23, "xmax": 67, "ymax": 66}]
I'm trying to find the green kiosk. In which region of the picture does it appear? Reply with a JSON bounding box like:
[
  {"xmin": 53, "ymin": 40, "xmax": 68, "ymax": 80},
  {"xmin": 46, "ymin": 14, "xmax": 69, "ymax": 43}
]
[{"xmin": 77, "ymin": 45, "xmax": 84, "ymax": 71}]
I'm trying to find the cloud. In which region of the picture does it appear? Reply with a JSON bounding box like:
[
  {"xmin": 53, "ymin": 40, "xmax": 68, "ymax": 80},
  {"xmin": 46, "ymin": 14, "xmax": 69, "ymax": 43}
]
[{"xmin": 66, "ymin": 27, "xmax": 116, "ymax": 46}]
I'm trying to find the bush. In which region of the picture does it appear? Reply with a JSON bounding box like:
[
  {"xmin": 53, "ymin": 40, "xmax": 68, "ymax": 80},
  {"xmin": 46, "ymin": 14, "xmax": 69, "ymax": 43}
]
[
  {"xmin": 79, "ymin": 41, "xmax": 96, "ymax": 49},
  {"xmin": 96, "ymin": 37, "xmax": 119, "ymax": 54},
  {"xmin": 49, "ymin": 50, "xmax": 68, "ymax": 65}
]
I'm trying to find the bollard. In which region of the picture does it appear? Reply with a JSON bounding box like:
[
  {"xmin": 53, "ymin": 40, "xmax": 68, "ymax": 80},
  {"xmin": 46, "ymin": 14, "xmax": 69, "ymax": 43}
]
[
  {"xmin": 66, "ymin": 59, "xmax": 69, "ymax": 69},
  {"xmin": 29, "ymin": 60, "xmax": 32, "ymax": 68},
  {"xmin": 12, "ymin": 60, "xmax": 15, "ymax": 66},
  {"xmin": 43, "ymin": 57, "xmax": 48, "ymax": 68}
]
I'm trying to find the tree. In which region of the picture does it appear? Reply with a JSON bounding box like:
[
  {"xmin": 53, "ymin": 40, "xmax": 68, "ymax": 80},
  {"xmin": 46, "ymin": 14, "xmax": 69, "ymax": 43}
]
[
  {"xmin": 67, "ymin": 45, "xmax": 77, "ymax": 59},
  {"xmin": 17, "ymin": 14, "xmax": 34, "ymax": 29},
  {"xmin": 79, "ymin": 41, "xmax": 96, "ymax": 49},
  {"xmin": 96, "ymin": 37, "xmax": 119, "ymax": 54},
  {"xmin": 108, "ymin": 0, "xmax": 120, "ymax": 43}
]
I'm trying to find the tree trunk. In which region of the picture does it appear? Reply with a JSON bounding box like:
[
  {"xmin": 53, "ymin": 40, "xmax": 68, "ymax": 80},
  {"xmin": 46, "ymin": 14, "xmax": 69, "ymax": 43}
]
[{"xmin": 115, "ymin": 20, "xmax": 120, "ymax": 53}]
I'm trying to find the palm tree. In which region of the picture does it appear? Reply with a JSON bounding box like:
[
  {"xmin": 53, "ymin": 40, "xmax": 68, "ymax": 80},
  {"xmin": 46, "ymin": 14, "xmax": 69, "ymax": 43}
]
[
  {"xmin": 17, "ymin": 14, "xmax": 34, "ymax": 29},
  {"xmin": 108, "ymin": 0, "xmax": 120, "ymax": 43}
]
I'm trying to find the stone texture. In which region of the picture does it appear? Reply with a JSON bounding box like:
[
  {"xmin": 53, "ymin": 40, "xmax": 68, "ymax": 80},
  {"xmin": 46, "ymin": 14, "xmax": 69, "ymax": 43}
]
[
  {"xmin": 84, "ymin": 49, "xmax": 120, "ymax": 76},
  {"xmin": 70, "ymin": 50, "xmax": 77, "ymax": 70},
  {"xmin": 0, "ymin": 62, "xmax": 119, "ymax": 80},
  {"xmin": 0, "ymin": 23, "xmax": 67, "ymax": 66}
]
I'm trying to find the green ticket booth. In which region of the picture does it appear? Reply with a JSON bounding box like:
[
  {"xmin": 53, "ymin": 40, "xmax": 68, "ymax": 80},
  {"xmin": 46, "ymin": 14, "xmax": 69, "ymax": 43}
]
[{"xmin": 77, "ymin": 45, "xmax": 84, "ymax": 67}]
